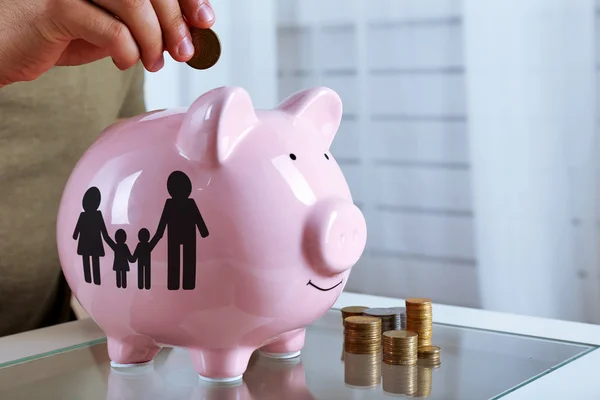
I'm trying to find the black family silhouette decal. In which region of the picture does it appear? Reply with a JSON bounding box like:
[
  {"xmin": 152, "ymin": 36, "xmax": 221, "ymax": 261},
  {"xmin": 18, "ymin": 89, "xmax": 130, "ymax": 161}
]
[{"xmin": 72, "ymin": 171, "xmax": 209, "ymax": 291}]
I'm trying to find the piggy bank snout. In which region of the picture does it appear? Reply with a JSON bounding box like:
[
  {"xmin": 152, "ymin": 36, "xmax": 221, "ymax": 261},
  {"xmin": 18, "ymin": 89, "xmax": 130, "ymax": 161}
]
[{"xmin": 304, "ymin": 200, "xmax": 367, "ymax": 275}]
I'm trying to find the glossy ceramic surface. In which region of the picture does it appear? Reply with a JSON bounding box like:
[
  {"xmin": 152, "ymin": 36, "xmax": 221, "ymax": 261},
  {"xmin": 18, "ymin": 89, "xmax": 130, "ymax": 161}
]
[{"xmin": 56, "ymin": 86, "xmax": 367, "ymax": 380}]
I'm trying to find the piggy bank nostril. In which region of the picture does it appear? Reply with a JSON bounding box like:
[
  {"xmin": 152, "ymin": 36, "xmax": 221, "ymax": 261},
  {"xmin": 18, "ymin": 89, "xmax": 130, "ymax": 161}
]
[{"xmin": 340, "ymin": 234, "xmax": 345, "ymax": 245}]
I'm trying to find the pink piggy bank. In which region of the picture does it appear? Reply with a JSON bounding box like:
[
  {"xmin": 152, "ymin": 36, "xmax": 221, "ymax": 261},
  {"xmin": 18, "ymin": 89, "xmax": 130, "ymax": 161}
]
[{"xmin": 56, "ymin": 86, "xmax": 367, "ymax": 382}]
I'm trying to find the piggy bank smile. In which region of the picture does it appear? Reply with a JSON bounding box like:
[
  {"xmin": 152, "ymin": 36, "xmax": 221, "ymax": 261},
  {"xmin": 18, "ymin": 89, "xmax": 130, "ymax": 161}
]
[{"xmin": 307, "ymin": 279, "xmax": 343, "ymax": 292}]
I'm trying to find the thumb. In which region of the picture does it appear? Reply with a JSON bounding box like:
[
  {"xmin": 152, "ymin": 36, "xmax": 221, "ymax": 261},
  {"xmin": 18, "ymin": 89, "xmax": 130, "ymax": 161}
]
[
  {"xmin": 56, "ymin": 40, "xmax": 111, "ymax": 66},
  {"xmin": 58, "ymin": 0, "xmax": 140, "ymax": 70}
]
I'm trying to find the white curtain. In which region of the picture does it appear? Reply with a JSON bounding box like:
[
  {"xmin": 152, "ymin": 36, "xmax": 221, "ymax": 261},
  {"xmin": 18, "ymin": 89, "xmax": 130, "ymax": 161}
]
[
  {"xmin": 463, "ymin": 0, "xmax": 600, "ymax": 323},
  {"xmin": 142, "ymin": 0, "xmax": 600, "ymax": 324}
]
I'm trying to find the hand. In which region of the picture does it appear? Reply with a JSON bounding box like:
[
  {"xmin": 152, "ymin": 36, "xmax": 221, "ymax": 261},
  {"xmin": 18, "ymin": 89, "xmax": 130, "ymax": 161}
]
[
  {"xmin": 0, "ymin": 0, "xmax": 215, "ymax": 87},
  {"xmin": 149, "ymin": 234, "xmax": 161, "ymax": 249}
]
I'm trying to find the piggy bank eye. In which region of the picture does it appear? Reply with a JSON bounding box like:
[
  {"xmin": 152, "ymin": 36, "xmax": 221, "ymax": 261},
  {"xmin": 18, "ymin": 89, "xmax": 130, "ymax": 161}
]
[
  {"xmin": 324, "ymin": 153, "xmax": 330, "ymax": 160},
  {"xmin": 290, "ymin": 153, "xmax": 297, "ymax": 160}
]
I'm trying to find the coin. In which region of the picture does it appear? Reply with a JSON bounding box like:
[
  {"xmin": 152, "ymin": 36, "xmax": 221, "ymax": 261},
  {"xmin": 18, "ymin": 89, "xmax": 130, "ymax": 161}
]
[
  {"xmin": 382, "ymin": 330, "xmax": 418, "ymax": 365},
  {"xmin": 341, "ymin": 306, "xmax": 369, "ymax": 321},
  {"xmin": 418, "ymin": 358, "xmax": 441, "ymax": 368},
  {"xmin": 405, "ymin": 298, "xmax": 433, "ymax": 348},
  {"xmin": 406, "ymin": 298, "xmax": 432, "ymax": 306},
  {"xmin": 186, "ymin": 27, "xmax": 221, "ymax": 70},
  {"xmin": 388, "ymin": 307, "xmax": 407, "ymax": 329},
  {"xmin": 418, "ymin": 346, "xmax": 440, "ymax": 356},
  {"xmin": 418, "ymin": 345, "xmax": 441, "ymax": 363},
  {"xmin": 344, "ymin": 316, "xmax": 382, "ymax": 355},
  {"xmin": 364, "ymin": 308, "xmax": 402, "ymax": 336}
]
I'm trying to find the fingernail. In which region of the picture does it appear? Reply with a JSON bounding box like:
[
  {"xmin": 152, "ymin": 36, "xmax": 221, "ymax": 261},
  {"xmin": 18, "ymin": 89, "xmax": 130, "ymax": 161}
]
[
  {"xmin": 178, "ymin": 36, "xmax": 194, "ymax": 57},
  {"xmin": 198, "ymin": 3, "xmax": 215, "ymax": 22},
  {"xmin": 152, "ymin": 56, "xmax": 164, "ymax": 71}
]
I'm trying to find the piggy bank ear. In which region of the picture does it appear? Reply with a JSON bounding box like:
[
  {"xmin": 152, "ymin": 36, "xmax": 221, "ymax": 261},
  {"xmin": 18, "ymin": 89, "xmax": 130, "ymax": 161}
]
[
  {"xmin": 176, "ymin": 86, "xmax": 258, "ymax": 166},
  {"xmin": 277, "ymin": 87, "xmax": 343, "ymax": 149}
]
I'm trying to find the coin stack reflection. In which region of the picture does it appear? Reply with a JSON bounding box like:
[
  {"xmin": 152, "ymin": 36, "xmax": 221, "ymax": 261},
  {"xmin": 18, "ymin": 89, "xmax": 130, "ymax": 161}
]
[
  {"xmin": 416, "ymin": 365, "xmax": 433, "ymax": 397},
  {"xmin": 418, "ymin": 345, "xmax": 441, "ymax": 367},
  {"xmin": 344, "ymin": 352, "xmax": 382, "ymax": 387},
  {"xmin": 382, "ymin": 364, "xmax": 417, "ymax": 397},
  {"xmin": 341, "ymin": 306, "xmax": 368, "ymax": 322},
  {"xmin": 406, "ymin": 298, "xmax": 433, "ymax": 348},
  {"xmin": 364, "ymin": 308, "xmax": 400, "ymax": 336},
  {"xmin": 382, "ymin": 330, "xmax": 418, "ymax": 365},
  {"xmin": 344, "ymin": 316, "xmax": 381, "ymax": 354}
]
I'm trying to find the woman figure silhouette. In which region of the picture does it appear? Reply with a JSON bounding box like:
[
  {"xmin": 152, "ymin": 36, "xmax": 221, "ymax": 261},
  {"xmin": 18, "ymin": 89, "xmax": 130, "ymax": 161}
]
[{"xmin": 72, "ymin": 187, "xmax": 111, "ymax": 285}]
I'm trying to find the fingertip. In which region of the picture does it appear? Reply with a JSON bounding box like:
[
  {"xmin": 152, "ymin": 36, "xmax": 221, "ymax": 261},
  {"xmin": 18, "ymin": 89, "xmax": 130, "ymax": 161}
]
[
  {"xmin": 185, "ymin": 1, "xmax": 215, "ymax": 28},
  {"xmin": 195, "ymin": 20, "xmax": 215, "ymax": 29},
  {"xmin": 112, "ymin": 58, "xmax": 128, "ymax": 71},
  {"xmin": 113, "ymin": 53, "xmax": 142, "ymax": 72},
  {"xmin": 148, "ymin": 54, "xmax": 165, "ymax": 72},
  {"xmin": 172, "ymin": 36, "xmax": 194, "ymax": 62},
  {"xmin": 197, "ymin": 2, "xmax": 215, "ymax": 22}
]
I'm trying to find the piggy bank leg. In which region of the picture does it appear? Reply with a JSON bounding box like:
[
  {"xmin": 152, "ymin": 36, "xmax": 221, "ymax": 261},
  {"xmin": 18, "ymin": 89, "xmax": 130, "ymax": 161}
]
[
  {"xmin": 260, "ymin": 328, "xmax": 305, "ymax": 359},
  {"xmin": 107, "ymin": 335, "xmax": 162, "ymax": 368},
  {"xmin": 190, "ymin": 347, "xmax": 254, "ymax": 383}
]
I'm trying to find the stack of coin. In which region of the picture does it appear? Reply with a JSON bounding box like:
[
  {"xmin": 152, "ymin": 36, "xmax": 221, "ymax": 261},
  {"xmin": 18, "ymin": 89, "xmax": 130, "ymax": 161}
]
[
  {"xmin": 388, "ymin": 306, "xmax": 407, "ymax": 329},
  {"xmin": 344, "ymin": 316, "xmax": 381, "ymax": 354},
  {"xmin": 344, "ymin": 352, "xmax": 382, "ymax": 388},
  {"xmin": 364, "ymin": 308, "xmax": 401, "ymax": 335},
  {"xmin": 418, "ymin": 345, "xmax": 441, "ymax": 366},
  {"xmin": 416, "ymin": 365, "xmax": 433, "ymax": 397},
  {"xmin": 406, "ymin": 298, "xmax": 433, "ymax": 348},
  {"xmin": 382, "ymin": 364, "xmax": 417, "ymax": 396},
  {"xmin": 382, "ymin": 330, "xmax": 418, "ymax": 365},
  {"xmin": 341, "ymin": 306, "xmax": 368, "ymax": 322}
]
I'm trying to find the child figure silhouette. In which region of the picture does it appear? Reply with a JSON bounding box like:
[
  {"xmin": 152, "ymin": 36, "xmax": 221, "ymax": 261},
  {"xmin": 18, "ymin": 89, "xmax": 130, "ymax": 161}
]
[
  {"xmin": 105, "ymin": 229, "xmax": 132, "ymax": 289},
  {"xmin": 131, "ymin": 228, "xmax": 157, "ymax": 290}
]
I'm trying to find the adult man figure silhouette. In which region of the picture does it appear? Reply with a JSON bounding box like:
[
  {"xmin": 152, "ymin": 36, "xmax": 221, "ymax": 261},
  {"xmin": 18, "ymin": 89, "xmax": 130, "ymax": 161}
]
[{"xmin": 152, "ymin": 171, "xmax": 209, "ymax": 290}]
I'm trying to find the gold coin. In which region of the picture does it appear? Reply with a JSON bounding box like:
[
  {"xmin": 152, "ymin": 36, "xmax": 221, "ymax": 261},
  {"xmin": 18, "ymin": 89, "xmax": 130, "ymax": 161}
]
[
  {"xmin": 341, "ymin": 306, "xmax": 369, "ymax": 322},
  {"xmin": 345, "ymin": 316, "xmax": 381, "ymax": 325},
  {"xmin": 418, "ymin": 358, "xmax": 441, "ymax": 368},
  {"xmin": 186, "ymin": 27, "xmax": 221, "ymax": 70},
  {"xmin": 382, "ymin": 330, "xmax": 418, "ymax": 365},
  {"xmin": 418, "ymin": 346, "xmax": 440, "ymax": 355},
  {"xmin": 383, "ymin": 330, "xmax": 417, "ymax": 339},
  {"xmin": 344, "ymin": 316, "xmax": 382, "ymax": 355},
  {"xmin": 342, "ymin": 306, "xmax": 369, "ymax": 314},
  {"xmin": 406, "ymin": 297, "xmax": 432, "ymax": 305}
]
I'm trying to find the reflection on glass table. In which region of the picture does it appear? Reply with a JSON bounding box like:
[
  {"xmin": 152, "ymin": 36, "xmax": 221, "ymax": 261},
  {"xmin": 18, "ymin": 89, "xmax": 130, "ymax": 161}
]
[{"xmin": 0, "ymin": 309, "xmax": 594, "ymax": 400}]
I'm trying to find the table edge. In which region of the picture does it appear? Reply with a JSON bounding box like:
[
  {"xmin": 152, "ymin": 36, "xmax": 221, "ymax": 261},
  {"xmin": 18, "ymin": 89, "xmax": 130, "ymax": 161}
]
[{"xmin": 2, "ymin": 291, "xmax": 600, "ymax": 366}]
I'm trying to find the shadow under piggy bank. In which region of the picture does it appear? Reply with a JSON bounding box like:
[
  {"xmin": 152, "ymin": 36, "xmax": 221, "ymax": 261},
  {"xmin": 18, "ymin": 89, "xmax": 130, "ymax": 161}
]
[{"xmin": 106, "ymin": 349, "xmax": 315, "ymax": 400}]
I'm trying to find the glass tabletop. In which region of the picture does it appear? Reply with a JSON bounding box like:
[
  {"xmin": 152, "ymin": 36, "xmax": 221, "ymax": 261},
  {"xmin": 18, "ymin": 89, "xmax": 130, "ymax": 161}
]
[{"xmin": 0, "ymin": 309, "xmax": 595, "ymax": 400}]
